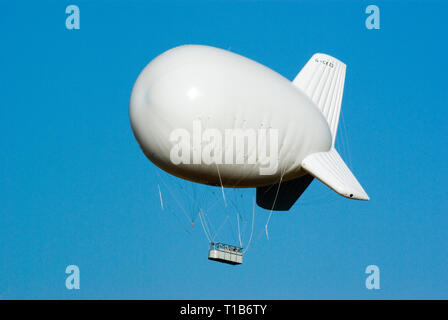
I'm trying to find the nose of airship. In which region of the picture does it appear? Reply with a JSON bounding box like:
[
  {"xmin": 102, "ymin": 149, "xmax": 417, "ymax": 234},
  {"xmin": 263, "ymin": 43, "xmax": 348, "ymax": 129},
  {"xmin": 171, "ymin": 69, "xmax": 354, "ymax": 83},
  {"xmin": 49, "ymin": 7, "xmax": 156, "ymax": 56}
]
[{"xmin": 129, "ymin": 49, "xmax": 207, "ymax": 165}]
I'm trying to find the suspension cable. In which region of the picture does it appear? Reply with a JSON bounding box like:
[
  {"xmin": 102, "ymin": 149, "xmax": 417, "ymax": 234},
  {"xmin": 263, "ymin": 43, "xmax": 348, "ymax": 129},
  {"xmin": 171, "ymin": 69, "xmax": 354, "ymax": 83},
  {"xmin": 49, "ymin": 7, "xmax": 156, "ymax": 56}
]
[
  {"xmin": 198, "ymin": 209, "xmax": 211, "ymax": 242},
  {"xmin": 243, "ymin": 197, "xmax": 256, "ymax": 254},
  {"xmin": 215, "ymin": 163, "xmax": 227, "ymax": 207},
  {"xmin": 157, "ymin": 184, "xmax": 164, "ymax": 210},
  {"xmin": 264, "ymin": 169, "xmax": 286, "ymax": 240}
]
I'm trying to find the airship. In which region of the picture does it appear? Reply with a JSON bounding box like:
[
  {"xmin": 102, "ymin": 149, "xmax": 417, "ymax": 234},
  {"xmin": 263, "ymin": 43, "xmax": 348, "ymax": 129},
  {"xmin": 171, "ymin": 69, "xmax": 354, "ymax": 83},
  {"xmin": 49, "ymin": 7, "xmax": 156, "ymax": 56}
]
[{"xmin": 130, "ymin": 44, "xmax": 369, "ymax": 214}]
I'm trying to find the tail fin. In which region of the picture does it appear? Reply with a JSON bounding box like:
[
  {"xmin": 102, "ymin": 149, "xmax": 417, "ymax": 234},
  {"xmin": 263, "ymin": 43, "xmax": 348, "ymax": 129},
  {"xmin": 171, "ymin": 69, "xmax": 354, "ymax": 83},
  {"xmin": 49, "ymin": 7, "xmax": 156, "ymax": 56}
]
[
  {"xmin": 295, "ymin": 54, "xmax": 369, "ymax": 201},
  {"xmin": 293, "ymin": 53, "xmax": 346, "ymax": 146},
  {"xmin": 256, "ymin": 174, "xmax": 314, "ymax": 211},
  {"xmin": 301, "ymin": 148, "xmax": 369, "ymax": 200}
]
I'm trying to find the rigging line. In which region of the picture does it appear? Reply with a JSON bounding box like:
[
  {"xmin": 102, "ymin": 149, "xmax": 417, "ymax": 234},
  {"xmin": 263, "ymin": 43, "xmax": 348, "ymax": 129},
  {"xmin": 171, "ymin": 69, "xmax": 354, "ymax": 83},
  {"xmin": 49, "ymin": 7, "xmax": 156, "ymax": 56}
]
[
  {"xmin": 198, "ymin": 209, "xmax": 211, "ymax": 242},
  {"xmin": 236, "ymin": 210, "xmax": 242, "ymax": 248},
  {"xmin": 202, "ymin": 160, "xmax": 251, "ymax": 214},
  {"xmin": 204, "ymin": 185, "xmax": 237, "ymax": 214},
  {"xmin": 157, "ymin": 172, "xmax": 210, "ymax": 226},
  {"xmin": 341, "ymin": 110, "xmax": 353, "ymax": 170},
  {"xmin": 212, "ymin": 215, "xmax": 229, "ymax": 242},
  {"xmin": 157, "ymin": 184, "xmax": 164, "ymax": 210},
  {"xmin": 202, "ymin": 113, "xmax": 230, "ymax": 215},
  {"xmin": 228, "ymin": 199, "xmax": 244, "ymax": 246},
  {"xmin": 175, "ymin": 183, "xmax": 211, "ymax": 225},
  {"xmin": 202, "ymin": 209, "xmax": 214, "ymax": 242},
  {"xmin": 202, "ymin": 208, "xmax": 216, "ymax": 237},
  {"xmin": 177, "ymin": 182, "xmax": 202, "ymax": 215},
  {"xmin": 225, "ymin": 209, "xmax": 239, "ymax": 245},
  {"xmin": 165, "ymin": 207, "xmax": 192, "ymax": 235},
  {"xmin": 199, "ymin": 186, "xmax": 229, "ymax": 221},
  {"xmin": 243, "ymin": 197, "xmax": 256, "ymax": 254},
  {"xmin": 337, "ymin": 110, "xmax": 347, "ymax": 164},
  {"xmin": 215, "ymin": 163, "xmax": 227, "ymax": 207},
  {"xmin": 203, "ymin": 114, "xmax": 227, "ymax": 209},
  {"xmin": 202, "ymin": 194, "xmax": 221, "ymax": 216},
  {"xmin": 255, "ymin": 225, "xmax": 266, "ymax": 242},
  {"xmin": 155, "ymin": 171, "xmax": 193, "ymax": 224},
  {"xmin": 201, "ymin": 208, "xmax": 213, "ymax": 241},
  {"xmin": 213, "ymin": 113, "xmax": 257, "ymax": 191},
  {"xmin": 162, "ymin": 173, "xmax": 205, "ymax": 212},
  {"xmin": 230, "ymin": 199, "xmax": 246, "ymax": 247},
  {"xmin": 261, "ymin": 183, "xmax": 277, "ymax": 195},
  {"xmin": 264, "ymin": 168, "xmax": 286, "ymax": 240},
  {"xmin": 191, "ymin": 185, "xmax": 203, "ymax": 224},
  {"xmin": 173, "ymin": 215, "xmax": 193, "ymax": 235},
  {"xmin": 204, "ymin": 112, "xmax": 234, "ymax": 208},
  {"xmin": 251, "ymin": 170, "xmax": 288, "ymax": 245},
  {"xmin": 186, "ymin": 184, "xmax": 194, "ymax": 220},
  {"xmin": 242, "ymin": 218, "xmax": 249, "ymax": 240}
]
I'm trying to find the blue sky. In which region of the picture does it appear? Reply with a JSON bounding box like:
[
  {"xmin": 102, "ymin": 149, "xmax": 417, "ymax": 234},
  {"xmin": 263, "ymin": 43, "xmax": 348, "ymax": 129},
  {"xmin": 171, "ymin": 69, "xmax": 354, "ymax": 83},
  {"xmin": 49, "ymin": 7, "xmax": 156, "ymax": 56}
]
[{"xmin": 1, "ymin": 0, "xmax": 447, "ymax": 299}]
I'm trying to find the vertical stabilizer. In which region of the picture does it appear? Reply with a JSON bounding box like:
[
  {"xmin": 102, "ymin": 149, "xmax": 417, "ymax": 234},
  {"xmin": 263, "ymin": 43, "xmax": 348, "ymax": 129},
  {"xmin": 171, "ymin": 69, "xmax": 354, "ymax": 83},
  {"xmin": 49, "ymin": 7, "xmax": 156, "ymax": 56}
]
[{"xmin": 293, "ymin": 53, "xmax": 346, "ymax": 146}]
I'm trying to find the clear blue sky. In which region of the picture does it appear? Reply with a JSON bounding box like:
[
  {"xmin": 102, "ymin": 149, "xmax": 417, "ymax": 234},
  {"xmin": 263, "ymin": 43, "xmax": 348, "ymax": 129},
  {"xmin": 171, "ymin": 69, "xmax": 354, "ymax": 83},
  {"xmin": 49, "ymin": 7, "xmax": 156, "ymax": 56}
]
[{"xmin": 1, "ymin": 0, "xmax": 447, "ymax": 299}]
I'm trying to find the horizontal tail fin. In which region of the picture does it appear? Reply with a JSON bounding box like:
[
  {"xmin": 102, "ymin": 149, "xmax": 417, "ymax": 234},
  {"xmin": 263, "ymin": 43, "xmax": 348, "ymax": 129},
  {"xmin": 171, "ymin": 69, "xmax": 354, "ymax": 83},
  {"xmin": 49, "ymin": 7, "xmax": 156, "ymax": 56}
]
[
  {"xmin": 293, "ymin": 53, "xmax": 346, "ymax": 146},
  {"xmin": 301, "ymin": 148, "xmax": 369, "ymax": 200}
]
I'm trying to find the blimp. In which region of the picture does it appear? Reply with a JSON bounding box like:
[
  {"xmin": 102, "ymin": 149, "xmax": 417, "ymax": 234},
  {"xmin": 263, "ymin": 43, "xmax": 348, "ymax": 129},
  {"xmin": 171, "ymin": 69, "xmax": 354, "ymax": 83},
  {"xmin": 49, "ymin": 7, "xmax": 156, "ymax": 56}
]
[{"xmin": 130, "ymin": 45, "xmax": 369, "ymax": 212}]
